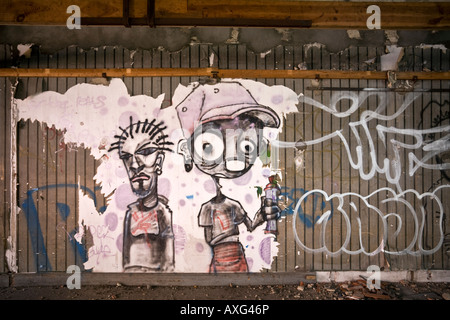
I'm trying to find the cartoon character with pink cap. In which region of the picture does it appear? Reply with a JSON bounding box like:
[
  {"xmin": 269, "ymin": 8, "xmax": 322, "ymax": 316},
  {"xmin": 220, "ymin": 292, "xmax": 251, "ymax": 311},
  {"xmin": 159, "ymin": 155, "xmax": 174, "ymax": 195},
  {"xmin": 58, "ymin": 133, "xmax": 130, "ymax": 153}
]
[{"xmin": 176, "ymin": 81, "xmax": 281, "ymax": 273}]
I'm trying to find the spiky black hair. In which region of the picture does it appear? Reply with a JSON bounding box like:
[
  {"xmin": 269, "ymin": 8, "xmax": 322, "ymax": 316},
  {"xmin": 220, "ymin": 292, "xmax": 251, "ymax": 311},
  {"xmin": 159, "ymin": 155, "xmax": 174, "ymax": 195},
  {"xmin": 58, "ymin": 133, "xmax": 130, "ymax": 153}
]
[{"xmin": 108, "ymin": 116, "xmax": 174, "ymax": 153}]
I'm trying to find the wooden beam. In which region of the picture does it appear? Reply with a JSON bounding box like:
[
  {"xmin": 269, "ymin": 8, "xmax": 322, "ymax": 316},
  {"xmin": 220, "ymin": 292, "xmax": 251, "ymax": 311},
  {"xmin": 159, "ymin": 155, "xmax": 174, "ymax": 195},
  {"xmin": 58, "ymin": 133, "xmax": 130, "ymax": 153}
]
[
  {"xmin": 185, "ymin": 0, "xmax": 450, "ymax": 29},
  {"xmin": 0, "ymin": 0, "xmax": 449, "ymax": 29},
  {"xmin": 0, "ymin": 68, "xmax": 213, "ymax": 78},
  {"xmin": 1, "ymin": 68, "xmax": 450, "ymax": 80}
]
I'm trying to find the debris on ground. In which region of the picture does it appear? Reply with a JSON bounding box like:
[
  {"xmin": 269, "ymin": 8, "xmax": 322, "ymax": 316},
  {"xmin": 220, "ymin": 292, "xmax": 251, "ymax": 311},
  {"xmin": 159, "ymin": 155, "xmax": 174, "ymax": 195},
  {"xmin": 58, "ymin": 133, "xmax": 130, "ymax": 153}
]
[{"xmin": 0, "ymin": 281, "xmax": 448, "ymax": 300}]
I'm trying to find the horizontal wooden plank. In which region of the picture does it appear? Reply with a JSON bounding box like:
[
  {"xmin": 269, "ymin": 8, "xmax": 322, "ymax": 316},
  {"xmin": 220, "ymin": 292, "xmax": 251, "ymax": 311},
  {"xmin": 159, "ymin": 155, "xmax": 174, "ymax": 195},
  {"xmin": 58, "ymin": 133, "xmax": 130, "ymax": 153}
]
[
  {"xmin": 0, "ymin": 67, "xmax": 214, "ymax": 78},
  {"xmin": 0, "ymin": 0, "xmax": 180, "ymax": 23},
  {"xmin": 1, "ymin": 68, "xmax": 450, "ymax": 80},
  {"xmin": 217, "ymin": 70, "xmax": 450, "ymax": 81},
  {"xmin": 187, "ymin": 0, "xmax": 450, "ymax": 29},
  {"xmin": 0, "ymin": 0, "xmax": 449, "ymax": 29},
  {"xmin": 9, "ymin": 272, "xmax": 316, "ymax": 287},
  {"xmin": 6, "ymin": 270, "xmax": 450, "ymax": 287}
]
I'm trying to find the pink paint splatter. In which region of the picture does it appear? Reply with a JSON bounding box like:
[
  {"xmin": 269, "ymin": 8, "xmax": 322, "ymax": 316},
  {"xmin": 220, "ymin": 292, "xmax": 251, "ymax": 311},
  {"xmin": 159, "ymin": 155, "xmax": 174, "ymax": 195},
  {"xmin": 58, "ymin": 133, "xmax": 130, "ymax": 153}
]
[
  {"xmin": 116, "ymin": 233, "xmax": 123, "ymax": 252},
  {"xmin": 104, "ymin": 212, "xmax": 118, "ymax": 232},
  {"xmin": 259, "ymin": 237, "xmax": 272, "ymax": 264},
  {"xmin": 158, "ymin": 178, "xmax": 171, "ymax": 198},
  {"xmin": 233, "ymin": 170, "xmax": 252, "ymax": 185},
  {"xmin": 245, "ymin": 193, "xmax": 253, "ymax": 204},
  {"xmin": 271, "ymin": 95, "xmax": 283, "ymax": 105},
  {"xmin": 203, "ymin": 179, "xmax": 216, "ymax": 194},
  {"xmin": 173, "ymin": 224, "xmax": 187, "ymax": 254},
  {"xmin": 246, "ymin": 257, "xmax": 253, "ymax": 270},
  {"xmin": 114, "ymin": 184, "xmax": 136, "ymax": 211},
  {"xmin": 118, "ymin": 96, "xmax": 129, "ymax": 107},
  {"xmin": 118, "ymin": 111, "xmax": 139, "ymax": 129},
  {"xmin": 196, "ymin": 242, "xmax": 204, "ymax": 253}
]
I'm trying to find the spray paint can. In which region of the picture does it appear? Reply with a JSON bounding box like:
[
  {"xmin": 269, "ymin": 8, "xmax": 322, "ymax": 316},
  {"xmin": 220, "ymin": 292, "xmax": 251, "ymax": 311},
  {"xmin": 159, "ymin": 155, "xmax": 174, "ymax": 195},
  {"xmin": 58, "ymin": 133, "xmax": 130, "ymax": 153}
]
[{"xmin": 264, "ymin": 175, "xmax": 280, "ymax": 235}]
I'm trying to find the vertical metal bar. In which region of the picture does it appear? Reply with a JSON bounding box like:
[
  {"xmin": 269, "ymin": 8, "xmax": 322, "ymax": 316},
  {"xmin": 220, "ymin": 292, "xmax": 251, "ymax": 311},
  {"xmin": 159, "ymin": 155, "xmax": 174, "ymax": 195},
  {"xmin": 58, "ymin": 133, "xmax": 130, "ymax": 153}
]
[
  {"xmin": 302, "ymin": 52, "xmax": 307, "ymax": 272},
  {"xmin": 357, "ymin": 46, "xmax": 362, "ymax": 271},
  {"xmin": 8, "ymin": 75, "xmax": 18, "ymax": 273},
  {"xmin": 147, "ymin": 0, "xmax": 156, "ymax": 28},
  {"xmin": 0, "ymin": 45, "xmax": 7, "ymax": 273},
  {"xmin": 345, "ymin": 48, "xmax": 352, "ymax": 270},
  {"xmin": 0, "ymin": 50, "xmax": 4, "ymax": 274},
  {"xmin": 310, "ymin": 45, "xmax": 315, "ymax": 271},
  {"xmin": 337, "ymin": 50, "xmax": 343, "ymax": 270},
  {"xmin": 123, "ymin": 0, "xmax": 130, "ymax": 27},
  {"xmin": 319, "ymin": 45, "xmax": 324, "ymax": 271}
]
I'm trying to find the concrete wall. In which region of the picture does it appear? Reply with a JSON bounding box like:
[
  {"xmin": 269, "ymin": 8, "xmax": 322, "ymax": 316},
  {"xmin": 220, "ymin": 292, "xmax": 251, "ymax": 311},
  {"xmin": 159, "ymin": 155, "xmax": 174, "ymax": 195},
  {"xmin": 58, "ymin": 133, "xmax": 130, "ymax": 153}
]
[{"xmin": 1, "ymin": 27, "xmax": 449, "ymax": 275}]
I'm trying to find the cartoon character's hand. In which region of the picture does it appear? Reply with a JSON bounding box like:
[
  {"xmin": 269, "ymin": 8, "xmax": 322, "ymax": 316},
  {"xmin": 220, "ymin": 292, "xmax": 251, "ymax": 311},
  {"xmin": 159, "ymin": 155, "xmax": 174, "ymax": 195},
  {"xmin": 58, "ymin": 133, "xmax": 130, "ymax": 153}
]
[{"xmin": 260, "ymin": 196, "xmax": 281, "ymax": 221}]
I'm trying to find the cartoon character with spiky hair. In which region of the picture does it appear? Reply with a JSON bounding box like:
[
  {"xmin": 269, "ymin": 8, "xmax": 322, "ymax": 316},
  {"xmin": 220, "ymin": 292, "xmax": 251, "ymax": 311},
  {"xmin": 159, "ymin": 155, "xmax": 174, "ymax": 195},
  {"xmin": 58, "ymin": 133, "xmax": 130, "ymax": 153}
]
[{"xmin": 109, "ymin": 116, "xmax": 175, "ymax": 272}]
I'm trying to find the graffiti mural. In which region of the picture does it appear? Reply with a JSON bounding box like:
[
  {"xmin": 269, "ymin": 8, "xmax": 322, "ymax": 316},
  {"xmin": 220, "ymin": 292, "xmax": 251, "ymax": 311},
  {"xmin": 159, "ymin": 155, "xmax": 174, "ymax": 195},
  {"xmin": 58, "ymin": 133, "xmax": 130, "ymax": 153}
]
[
  {"xmin": 16, "ymin": 78, "xmax": 298, "ymax": 272},
  {"xmin": 175, "ymin": 81, "xmax": 282, "ymax": 272},
  {"xmin": 109, "ymin": 116, "xmax": 175, "ymax": 272}
]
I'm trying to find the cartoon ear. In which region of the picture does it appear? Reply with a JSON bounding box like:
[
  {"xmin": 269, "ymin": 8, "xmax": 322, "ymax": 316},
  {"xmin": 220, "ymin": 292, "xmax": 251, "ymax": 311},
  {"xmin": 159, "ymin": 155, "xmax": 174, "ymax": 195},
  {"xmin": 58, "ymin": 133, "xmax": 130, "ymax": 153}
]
[
  {"xmin": 156, "ymin": 152, "xmax": 165, "ymax": 168},
  {"xmin": 177, "ymin": 139, "xmax": 193, "ymax": 172}
]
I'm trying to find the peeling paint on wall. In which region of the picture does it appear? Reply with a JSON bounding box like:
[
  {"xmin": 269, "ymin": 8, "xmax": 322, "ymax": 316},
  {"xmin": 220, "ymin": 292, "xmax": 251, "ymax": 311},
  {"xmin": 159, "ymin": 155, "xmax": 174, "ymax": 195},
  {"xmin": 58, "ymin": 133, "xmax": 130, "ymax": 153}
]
[
  {"xmin": 417, "ymin": 44, "xmax": 447, "ymax": 54},
  {"xmin": 17, "ymin": 43, "xmax": 33, "ymax": 58},
  {"xmin": 381, "ymin": 45, "xmax": 404, "ymax": 71}
]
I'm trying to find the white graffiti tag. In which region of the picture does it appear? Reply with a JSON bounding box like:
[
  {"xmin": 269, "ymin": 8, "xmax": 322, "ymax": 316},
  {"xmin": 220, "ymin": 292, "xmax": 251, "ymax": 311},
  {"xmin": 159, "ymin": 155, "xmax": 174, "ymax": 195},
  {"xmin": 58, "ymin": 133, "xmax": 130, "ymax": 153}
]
[
  {"xmin": 287, "ymin": 91, "xmax": 450, "ymax": 257},
  {"xmin": 293, "ymin": 91, "xmax": 450, "ymax": 193},
  {"xmin": 292, "ymin": 185, "xmax": 449, "ymax": 256}
]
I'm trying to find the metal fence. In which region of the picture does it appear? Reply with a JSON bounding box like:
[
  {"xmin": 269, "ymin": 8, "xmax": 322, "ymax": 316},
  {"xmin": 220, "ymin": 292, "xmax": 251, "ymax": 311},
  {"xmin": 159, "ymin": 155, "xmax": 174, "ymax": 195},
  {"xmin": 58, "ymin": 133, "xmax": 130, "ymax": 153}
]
[{"xmin": 0, "ymin": 43, "xmax": 449, "ymax": 273}]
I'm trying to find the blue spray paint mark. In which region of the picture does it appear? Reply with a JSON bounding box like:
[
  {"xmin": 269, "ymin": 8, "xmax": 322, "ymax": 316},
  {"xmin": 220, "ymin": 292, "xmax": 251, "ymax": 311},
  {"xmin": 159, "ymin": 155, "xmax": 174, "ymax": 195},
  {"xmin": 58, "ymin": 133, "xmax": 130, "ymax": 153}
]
[
  {"xmin": 21, "ymin": 184, "xmax": 102, "ymax": 272},
  {"xmin": 56, "ymin": 203, "xmax": 70, "ymax": 220},
  {"xmin": 69, "ymin": 228, "xmax": 88, "ymax": 269},
  {"xmin": 280, "ymin": 187, "xmax": 334, "ymax": 228},
  {"xmin": 22, "ymin": 189, "xmax": 52, "ymax": 271}
]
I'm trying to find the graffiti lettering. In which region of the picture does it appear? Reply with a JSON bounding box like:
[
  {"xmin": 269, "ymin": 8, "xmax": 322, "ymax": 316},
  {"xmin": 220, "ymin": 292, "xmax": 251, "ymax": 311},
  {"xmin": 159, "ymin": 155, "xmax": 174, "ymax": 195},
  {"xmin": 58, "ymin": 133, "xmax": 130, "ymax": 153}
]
[
  {"xmin": 76, "ymin": 95, "xmax": 106, "ymax": 109},
  {"xmin": 298, "ymin": 92, "xmax": 450, "ymax": 192},
  {"xmin": 285, "ymin": 91, "xmax": 450, "ymax": 258},
  {"xmin": 292, "ymin": 186, "xmax": 449, "ymax": 256},
  {"xmin": 87, "ymin": 224, "xmax": 115, "ymax": 265}
]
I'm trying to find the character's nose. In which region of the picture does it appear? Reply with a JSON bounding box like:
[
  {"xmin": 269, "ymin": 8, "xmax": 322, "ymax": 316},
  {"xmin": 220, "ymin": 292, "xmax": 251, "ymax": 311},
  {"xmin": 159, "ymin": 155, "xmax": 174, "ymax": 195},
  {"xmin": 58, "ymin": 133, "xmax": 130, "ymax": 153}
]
[
  {"xmin": 129, "ymin": 156, "xmax": 145, "ymax": 174},
  {"xmin": 225, "ymin": 139, "xmax": 245, "ymax": 171}
]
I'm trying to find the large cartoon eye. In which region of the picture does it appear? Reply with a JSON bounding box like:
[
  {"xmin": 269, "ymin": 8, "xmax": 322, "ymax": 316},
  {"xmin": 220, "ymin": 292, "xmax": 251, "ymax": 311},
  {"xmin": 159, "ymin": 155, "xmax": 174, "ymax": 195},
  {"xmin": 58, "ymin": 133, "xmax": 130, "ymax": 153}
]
[
  {"xmin": 238, "ymin": 139, "xmax": 256, "ymax": 155},
  {"xmin": 194, "ymin": 132, "xmax": 224, "ymax": 162}
]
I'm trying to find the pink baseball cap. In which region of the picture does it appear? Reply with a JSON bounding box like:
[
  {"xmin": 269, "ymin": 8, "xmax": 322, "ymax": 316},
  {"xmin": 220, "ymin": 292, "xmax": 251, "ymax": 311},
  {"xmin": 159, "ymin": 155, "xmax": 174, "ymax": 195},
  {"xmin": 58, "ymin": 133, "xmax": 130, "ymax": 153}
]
[{"xmin": 176, "ymin": 81, "xmax": 280, "ymax": 137}]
